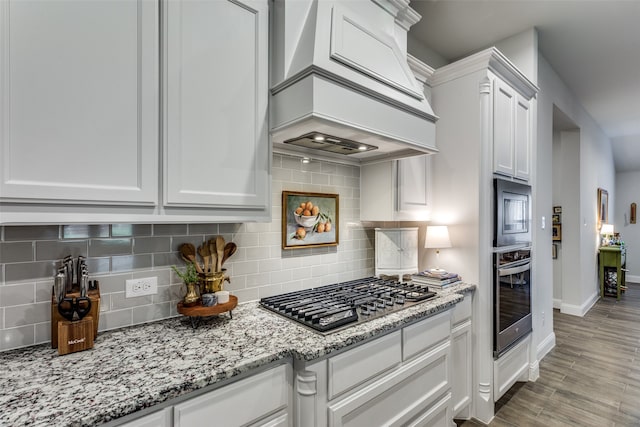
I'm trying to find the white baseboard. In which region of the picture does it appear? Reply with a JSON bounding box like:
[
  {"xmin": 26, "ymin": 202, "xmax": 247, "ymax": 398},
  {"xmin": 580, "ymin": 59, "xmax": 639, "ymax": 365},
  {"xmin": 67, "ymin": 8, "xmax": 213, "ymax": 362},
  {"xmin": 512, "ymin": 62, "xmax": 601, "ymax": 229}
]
[
  {"xmin": 627, "ymin": 274, "xmax": 640, "ymax": 283},
  {"xmin": 560, "ymin": 291, "xmax": 599, "ymax": 317},
  {"xmin": 552, "ymin": 298, "xmax": 562, "ymax": 309},
  {"xmin": 536, "ymin": 331, "xmax": 556, "ymax": 361}
]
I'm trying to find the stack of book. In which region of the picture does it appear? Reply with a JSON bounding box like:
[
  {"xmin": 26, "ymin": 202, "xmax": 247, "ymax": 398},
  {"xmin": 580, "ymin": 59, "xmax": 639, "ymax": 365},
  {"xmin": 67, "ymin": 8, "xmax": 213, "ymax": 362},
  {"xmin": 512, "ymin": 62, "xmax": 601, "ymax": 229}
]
[{"xmin": 412, "ymin": 269, "xmax": 461, "ymax": 289}]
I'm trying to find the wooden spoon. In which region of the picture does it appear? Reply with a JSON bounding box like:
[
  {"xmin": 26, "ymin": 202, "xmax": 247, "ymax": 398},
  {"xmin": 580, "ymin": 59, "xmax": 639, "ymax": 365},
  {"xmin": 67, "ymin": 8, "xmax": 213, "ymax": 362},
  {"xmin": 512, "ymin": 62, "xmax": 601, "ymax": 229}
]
[
  {"xmin": 208, "ymin": 239, "xmax": 217, "ymax": 274},
  {"xmin": 216, "ymin": 235, "xmax": 225, "ymax": 272},
  {"xmin": 180, "ymin": 243, "xmax": 203, "ymax": 273},
  {"xmin": 221, "ymin": 242, "xmax": 237, "ymax": 266},
  {"xmin": 198, "ymin": 244, "xmax": 210, "ymax": 274}
]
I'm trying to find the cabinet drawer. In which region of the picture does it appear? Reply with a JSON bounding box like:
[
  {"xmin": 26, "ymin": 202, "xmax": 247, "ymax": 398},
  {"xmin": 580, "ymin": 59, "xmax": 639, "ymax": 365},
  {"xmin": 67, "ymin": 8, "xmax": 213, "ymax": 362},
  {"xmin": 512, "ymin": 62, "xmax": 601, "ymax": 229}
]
[
  {"xmin": 328, "ymin": 340, "xmax": 450, "ymax": 427},
  {"xmin": 173, "ymin": 364, "xmax": 290, "ymax": 427},
  {"xmin": 403, "ymin": 310, "xmax": 450, "ymax": 361},
  {"xmin": 451, "ymin": 295, "xmax": 471, "ymax": 326},
  {"xmin": 328, "ymin": 331, "xmax": 401, "ymax": 399}
]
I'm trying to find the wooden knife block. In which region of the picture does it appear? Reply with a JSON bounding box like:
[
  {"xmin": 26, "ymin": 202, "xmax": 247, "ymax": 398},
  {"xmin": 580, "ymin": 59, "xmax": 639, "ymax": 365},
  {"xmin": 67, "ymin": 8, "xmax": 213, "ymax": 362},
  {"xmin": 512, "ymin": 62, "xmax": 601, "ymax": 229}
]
[
  {"xmin": 51, "ymin": 284, "xmax": 100, "ymax": 354},
  {"xmin": 57, "ymin": 317, "xmax": 94, "ymax": 355}
]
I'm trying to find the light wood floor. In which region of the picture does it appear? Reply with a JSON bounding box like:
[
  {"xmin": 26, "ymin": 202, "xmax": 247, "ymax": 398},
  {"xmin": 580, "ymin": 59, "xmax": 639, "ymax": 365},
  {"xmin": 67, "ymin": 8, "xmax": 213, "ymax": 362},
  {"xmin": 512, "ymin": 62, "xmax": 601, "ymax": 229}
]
[{"xmin": 459, "ymin": 282, "xmax": 640, "ymax": 427}]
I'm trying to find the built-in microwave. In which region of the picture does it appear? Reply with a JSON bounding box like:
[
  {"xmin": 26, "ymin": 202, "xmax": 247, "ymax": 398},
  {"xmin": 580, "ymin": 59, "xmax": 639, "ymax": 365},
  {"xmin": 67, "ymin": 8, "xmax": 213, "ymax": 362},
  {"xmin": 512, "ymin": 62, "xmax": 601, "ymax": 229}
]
[{"xmin": 493, "ymin": 178, "xmax": 532, "ymax": 247}]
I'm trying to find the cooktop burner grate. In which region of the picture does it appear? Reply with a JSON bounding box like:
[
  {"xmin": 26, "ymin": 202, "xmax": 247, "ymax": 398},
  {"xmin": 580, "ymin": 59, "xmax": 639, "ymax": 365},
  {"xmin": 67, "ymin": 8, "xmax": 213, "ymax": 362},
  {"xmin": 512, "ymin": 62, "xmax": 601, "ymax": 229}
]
[{"xmin": 259, "ymin": 277, "xmax": 436, "ymax": 333}]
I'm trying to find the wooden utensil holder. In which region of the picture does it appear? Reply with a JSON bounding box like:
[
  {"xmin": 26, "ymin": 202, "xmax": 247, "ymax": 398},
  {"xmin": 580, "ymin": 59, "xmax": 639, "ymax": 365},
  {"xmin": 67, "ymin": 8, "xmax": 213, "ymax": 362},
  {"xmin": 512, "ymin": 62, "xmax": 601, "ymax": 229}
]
[{"xmin": 51, "ymin": 284, "xmax": 100, "ymax": 354}]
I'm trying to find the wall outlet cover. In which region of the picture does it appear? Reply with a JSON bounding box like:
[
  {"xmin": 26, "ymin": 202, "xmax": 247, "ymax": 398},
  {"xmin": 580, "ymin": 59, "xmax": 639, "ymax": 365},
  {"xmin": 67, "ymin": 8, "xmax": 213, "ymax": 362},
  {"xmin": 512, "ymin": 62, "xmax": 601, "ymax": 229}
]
[{"xmin": 125, "ymin": 277, "xmax": 158, "ymax": 298}]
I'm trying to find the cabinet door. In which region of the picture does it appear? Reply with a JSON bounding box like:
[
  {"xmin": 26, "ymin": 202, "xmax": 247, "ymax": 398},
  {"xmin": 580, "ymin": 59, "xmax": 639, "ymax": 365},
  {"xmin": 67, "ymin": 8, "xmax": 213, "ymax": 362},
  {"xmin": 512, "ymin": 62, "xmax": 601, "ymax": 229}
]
[
  {"xmin": 399, "ymin": 229, "xmax": 418, "ymax": 270},
  {"xmin": 493, "ymin": 79, "xmax": 515, "ymax": 178},
  {"xmin": 451, "ymin": 320, "xmax": 472, "ymax": 418},
  {"xmin": 327, "ymin": 340, "xmax": 451, "ymax": 427},
  {"xmin": 173, "ymin": 364, "xmax": 291, "ymax": 427},
  {"xmin": 0, "ymin": 0, "xmax": 158, "ymax": 205},
  {"xmin": 397, "ymin": 155, "xmax": 431, "ymax": 220},
  {"xmin": 514, "ymin": 94, "xmax": 531, "ymax": 181},
  {"xmin": 163, "ymin": 0, "xmax": 269, "ymax": 210},
  {"xmin": 376, "ymin": 230, "xmax": 402, "ymax": 270}
]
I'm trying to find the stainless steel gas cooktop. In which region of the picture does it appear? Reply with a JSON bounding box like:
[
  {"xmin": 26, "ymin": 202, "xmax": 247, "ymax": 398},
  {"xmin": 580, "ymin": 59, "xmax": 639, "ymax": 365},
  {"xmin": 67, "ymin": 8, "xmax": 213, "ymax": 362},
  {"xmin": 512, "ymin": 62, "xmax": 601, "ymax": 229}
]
[{"xmin": 259, "ymin": 277, "xmax": 436, "ymax": 334}]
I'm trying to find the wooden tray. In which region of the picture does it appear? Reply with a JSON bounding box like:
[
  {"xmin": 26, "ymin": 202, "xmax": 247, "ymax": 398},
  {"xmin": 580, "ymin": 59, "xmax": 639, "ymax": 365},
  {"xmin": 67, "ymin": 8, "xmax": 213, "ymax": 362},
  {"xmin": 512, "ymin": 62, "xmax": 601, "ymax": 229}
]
[{"xmin": 177, "ymin": 295, "xmax": 238, "ymax": 318}]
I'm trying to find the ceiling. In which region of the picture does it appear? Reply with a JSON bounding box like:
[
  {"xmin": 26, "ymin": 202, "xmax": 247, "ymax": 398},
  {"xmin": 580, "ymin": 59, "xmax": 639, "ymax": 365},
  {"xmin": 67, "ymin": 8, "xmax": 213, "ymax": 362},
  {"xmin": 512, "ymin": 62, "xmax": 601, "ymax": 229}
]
[{"xmin": 408, "ymin": 0, "xmax": 640, "ymax": 172}]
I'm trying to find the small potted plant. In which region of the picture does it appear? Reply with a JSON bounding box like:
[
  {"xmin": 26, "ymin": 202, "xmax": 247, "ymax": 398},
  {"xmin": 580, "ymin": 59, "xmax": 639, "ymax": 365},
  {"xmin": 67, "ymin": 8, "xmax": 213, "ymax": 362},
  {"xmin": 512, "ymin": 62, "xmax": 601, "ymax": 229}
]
[{"xmin": 172, "ymin": 263, "xmax": 199, "ymax": 306}]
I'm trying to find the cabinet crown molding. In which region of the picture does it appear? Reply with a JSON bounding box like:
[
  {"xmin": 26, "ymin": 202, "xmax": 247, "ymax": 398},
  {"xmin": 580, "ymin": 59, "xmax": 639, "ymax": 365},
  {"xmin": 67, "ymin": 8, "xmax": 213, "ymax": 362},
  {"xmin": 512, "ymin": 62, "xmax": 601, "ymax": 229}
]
[
  {"xmin": 431, "ymin": 47, "xmax": 539, "ymax": 99},
  {"xmin": 407, "ymin": 54, "xmax": 435, "ymax": 88}
]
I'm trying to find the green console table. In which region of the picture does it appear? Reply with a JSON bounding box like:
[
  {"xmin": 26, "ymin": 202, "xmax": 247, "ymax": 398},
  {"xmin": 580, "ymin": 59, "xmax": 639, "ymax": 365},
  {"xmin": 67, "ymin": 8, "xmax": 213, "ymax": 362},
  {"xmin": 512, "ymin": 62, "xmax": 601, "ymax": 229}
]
[{"xmin": 599, "ymin": 246, "xmax": 626, "ymax": 300}]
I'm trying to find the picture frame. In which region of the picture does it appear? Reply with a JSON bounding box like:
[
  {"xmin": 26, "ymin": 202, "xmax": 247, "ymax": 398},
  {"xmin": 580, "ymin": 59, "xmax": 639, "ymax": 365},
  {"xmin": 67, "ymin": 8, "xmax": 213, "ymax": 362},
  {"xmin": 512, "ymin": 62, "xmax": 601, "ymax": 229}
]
[
  {"xmin": 552, "ymin": 244, "xmax": 557, "ymax": 259},
  {"xmin": 597, "ymin": 188, "xmax": 608, "ymax": 229},
  {"xmin": 552, "ymin": 214, "xmax": 561, "ymax": 224},
  {"xmin": 552, "ymin": 224, "xmax": 562, "ymax": 241},
  {"xmin": 553, "ymin": 206, "xmax": 562, "ymax": 214},
  {"xmin": 282, "ymin": 191, "xmax": 339, "ymax": 249}
]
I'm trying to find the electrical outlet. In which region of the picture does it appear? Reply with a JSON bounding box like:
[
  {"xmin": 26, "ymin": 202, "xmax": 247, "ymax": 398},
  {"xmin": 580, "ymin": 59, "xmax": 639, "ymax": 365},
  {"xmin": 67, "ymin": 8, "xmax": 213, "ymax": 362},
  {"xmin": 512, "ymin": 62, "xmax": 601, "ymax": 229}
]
[{"xmin": 126, "ymin": 277, "xmax": 158, "ymax": 298}]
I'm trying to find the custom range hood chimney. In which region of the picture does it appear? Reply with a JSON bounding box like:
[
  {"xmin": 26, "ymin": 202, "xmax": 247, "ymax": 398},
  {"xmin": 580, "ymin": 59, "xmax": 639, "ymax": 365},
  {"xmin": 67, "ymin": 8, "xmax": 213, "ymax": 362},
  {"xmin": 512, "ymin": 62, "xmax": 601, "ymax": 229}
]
[{"xmin": 270, "ymin": 0, "xmax": 438, "ymax": 164}]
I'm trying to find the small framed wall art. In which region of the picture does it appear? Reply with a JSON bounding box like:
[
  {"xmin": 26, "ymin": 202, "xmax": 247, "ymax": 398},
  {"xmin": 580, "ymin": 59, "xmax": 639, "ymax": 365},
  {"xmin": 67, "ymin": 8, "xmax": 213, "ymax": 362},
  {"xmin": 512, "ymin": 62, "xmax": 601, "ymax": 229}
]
[
  {"xmin": 597, "ymin": 188, "xmax": 608, "ymax": 230},
  {"xmin": 552, "ymin": 244, "xmax": 557, "ymax": 259},
  {"xmin": 282, "ymin": 191, "xmax": 339, "ymax": 249},
  {"xmin": 553, "ymin": 206, "xmax": 562, "ymax": 214},
  {"xmin": 552, "ymin": 214, "xmax": 561, "ymax": 224},
  {"xmin": 552, "ymin": 224, "xmax": 562, "ymax": 241}
]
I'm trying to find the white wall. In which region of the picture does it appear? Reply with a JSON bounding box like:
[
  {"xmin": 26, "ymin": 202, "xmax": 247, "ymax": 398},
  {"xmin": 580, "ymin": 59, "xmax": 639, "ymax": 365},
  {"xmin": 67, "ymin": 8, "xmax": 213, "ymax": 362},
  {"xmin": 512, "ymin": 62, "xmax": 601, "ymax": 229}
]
[
  {"xmin": 537, "ymin": 55, "xmax": 615, "ymax": 318},
  {"xmin": 494, "ymin": 28, "xmax": 538, "ymax": 85},
  {"xmin": 615, "ymin": 171, "xmax": 640, "ymax": 282}
]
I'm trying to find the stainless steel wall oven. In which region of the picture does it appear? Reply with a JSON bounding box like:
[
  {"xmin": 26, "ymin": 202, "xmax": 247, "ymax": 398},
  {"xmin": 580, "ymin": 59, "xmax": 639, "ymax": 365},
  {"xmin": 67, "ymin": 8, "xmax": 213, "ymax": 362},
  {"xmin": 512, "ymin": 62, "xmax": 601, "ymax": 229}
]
[
  {"xmin": 494, "ymin": 246, "xmax": 532, "ymax": 357},
  {"xmin": 494, "ymin": 178, "xmax": 532, "ymax": 247}
]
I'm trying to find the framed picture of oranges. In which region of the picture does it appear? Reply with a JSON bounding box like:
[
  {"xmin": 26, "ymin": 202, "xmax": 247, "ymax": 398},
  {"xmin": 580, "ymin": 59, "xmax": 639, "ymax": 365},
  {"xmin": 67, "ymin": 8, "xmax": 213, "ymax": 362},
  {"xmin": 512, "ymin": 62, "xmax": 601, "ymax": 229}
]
[{"xmin": 282, "ymin": 191, "xmax": 339, "ymax": 249}]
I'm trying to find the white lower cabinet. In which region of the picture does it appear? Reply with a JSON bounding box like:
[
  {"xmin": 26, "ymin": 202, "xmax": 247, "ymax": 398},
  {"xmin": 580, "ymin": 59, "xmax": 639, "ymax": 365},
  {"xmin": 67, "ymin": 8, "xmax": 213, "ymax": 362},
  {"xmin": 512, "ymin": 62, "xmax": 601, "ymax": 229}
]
[
  {"xmin": 173, "ymin": 364, "xmax": 292, "ymax": 427},
  {"xmin": 450, "ymin": 295, "xmax": 472, "ymax": 420},
  {"xmin": 296, "ymin": 310, "xmax": 454, "ymax": 427},
  {"xmin": 115, "ymin": 364, "xmax": 292, "ymax": 427}
]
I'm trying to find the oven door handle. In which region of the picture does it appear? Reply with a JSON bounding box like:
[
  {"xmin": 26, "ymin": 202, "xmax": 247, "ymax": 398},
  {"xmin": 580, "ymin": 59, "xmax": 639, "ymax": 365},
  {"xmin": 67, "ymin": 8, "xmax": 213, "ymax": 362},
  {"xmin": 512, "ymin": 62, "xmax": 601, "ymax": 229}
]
[{"xmin": 498, "ymin": 262, "xmax": 531, "ymax": 277}]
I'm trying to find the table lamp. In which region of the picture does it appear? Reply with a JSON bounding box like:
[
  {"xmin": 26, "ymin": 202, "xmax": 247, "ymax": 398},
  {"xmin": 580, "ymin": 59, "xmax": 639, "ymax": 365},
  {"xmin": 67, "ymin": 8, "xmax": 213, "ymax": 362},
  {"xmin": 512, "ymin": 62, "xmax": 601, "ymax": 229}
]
[
  {"xmin": 600, "ymin": 223, "xmax": 614, "ymax": 245},
  {"xmin": 425, "ymin": 225, "xmax": 451, "ymax": 272}
]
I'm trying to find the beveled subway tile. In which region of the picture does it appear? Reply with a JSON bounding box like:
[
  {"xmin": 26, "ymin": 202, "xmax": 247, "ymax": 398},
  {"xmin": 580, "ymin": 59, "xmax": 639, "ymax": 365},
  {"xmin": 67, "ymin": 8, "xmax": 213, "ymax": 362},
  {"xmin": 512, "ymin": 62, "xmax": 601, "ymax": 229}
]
[
  {"xmin": 0, "ymin": 242, "xmax": 34, "ymax": 263},
  {"xmin": 35, "ymin": 240, "xmax": 87, "ymax": 261},
  {"xmin": 5, "ymin": 261, "xmax": 58, "ymax": 282},
  {"xmin": 132, "ymin": 302, "xmax": 171, "ymax": 325},
  {"xmin": 188, "ymin": 223, "xmax": 218, "ymax": 235},
  {"xmin": 35, "ymin": 280, "xmax": 54, "ymax": 303},
  {"xmin": 89, "ymin": 239, "xmax": 132, "ymax": 257},
  {"xmin": 153, "ymin": 252, "xmax": 181, "ymax": 268},
  {"xmin": 110, "ymin": 292, "xmax": 153, "ymax": 310},
  {"xmin": 5, "ymin": 302, "xmax": 49, "ymax": 328},
  {"xmin": 34, "ymin": 322, "xmax": 51, "ymax": 346},
  {"xmin": 87, "ymin": 257, "xmax": 110, "ymax": 275},
  {"xmin": 4, "ymin": 225, "xmax": 60, "ymax": 241},
  {"xmin": 111, "ymin": 254, "xmax": 152, "ymax": 272},
  {"xmin": 111, "ymin": 224, "xmax": 152, "ymax": 237},
  {"xmin": 153, "ymin": 224, "xmax": 187, "ymax": 236},
  {"xmin": 0, "ymin": 325, "xmax": 35, "ymax": 351},
  {"xmin": 93, "ymin": 273, "xmax": 129, "ymax": 294},
  {"xmin": 98, "ymin": 309, "xmax": 132, "ymax": 332},
  {"xmin": 170, "ymin": 236, "xmax": 205, "ymax": 253},
  {"xmin": 62, "ymin": 224, "xmax": 109, "ymax": 239},
  {"xmin": 133, "ymin": 237, "xmax": 171, "ymax": 254},
  {"xmin": 0, "ymin": 283, "xmax": 35, "ymax": 307}
]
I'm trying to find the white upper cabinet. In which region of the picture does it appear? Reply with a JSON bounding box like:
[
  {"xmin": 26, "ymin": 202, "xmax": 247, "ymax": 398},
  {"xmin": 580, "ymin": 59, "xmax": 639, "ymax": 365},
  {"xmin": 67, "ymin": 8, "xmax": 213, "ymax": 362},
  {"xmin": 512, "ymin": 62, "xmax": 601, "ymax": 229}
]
[
  {"xmin": 0, "ymin": 0, "xmax": 159, "ymax": 205},
  {"xmin": 493, "ymin": 78, "xmax": 531, "ymax": 182},
  {"xmin": 360, "ymin": 156, "xmax": 432, "ymax": 222},
  {"xmin": 0, "ymin": 0, "xmax": 270, "ymax": 224},
  {"xmin": 163, "ymin": 0, "xmax": 269, "ymax": 210}
]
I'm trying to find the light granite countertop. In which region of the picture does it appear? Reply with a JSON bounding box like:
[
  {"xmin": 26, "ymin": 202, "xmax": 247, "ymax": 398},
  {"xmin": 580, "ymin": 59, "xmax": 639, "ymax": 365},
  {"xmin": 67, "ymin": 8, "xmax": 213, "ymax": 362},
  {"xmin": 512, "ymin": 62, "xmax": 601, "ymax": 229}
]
[{"xmin": 0, "ymin": 282, "xmax": 475, "ymax": 427}]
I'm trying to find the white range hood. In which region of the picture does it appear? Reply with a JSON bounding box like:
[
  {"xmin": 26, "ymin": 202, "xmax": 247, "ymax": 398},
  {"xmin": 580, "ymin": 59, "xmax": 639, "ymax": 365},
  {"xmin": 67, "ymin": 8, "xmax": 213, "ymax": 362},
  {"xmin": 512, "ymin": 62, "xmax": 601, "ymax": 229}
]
[{"xmin": 270, "ymin": 0, "xmax": 438, "ymax": 164}]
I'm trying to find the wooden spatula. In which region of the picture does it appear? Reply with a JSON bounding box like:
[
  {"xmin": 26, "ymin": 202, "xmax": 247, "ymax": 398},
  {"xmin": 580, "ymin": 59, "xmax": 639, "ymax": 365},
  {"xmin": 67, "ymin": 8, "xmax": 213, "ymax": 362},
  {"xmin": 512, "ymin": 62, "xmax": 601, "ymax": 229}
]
[{"xmin": 216, "ymin": 235, "xmax": 225, "ymax": 272}]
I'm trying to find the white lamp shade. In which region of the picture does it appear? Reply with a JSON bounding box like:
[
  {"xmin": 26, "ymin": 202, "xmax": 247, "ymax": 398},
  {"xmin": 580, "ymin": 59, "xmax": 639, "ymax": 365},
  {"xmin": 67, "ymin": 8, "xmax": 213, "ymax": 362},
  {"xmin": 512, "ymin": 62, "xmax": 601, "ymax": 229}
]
[
  {"xmin": 425, "ymin": 226, "xmax": 452, "ymax": 249},
  {"xmin": 600, "ymin": 223, "xmax": 614, "ymax": 234}
]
